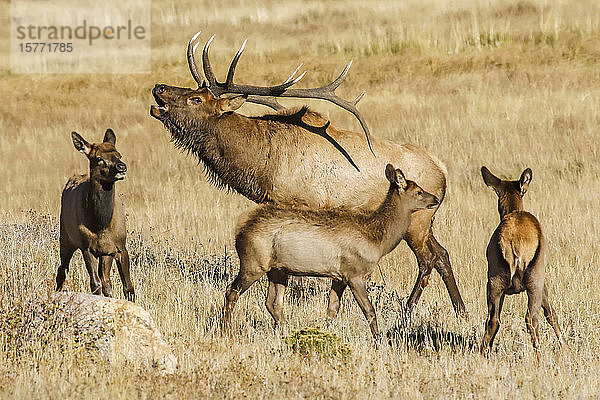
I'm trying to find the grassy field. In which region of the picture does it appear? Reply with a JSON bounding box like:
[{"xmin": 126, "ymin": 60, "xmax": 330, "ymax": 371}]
[{"xmin": 2, "ymin": 0, "xmax": 600, "ymax": 398}]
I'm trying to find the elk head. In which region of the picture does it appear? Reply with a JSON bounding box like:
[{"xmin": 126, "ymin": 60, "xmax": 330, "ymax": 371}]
[
  {"xmin": 72, "ymin": 129, "xmax": 127, "ymax": 186},
  {"xmin": 481, "ymin": 166, "xmax": 532, "ymax": 218},
  {"xmin": 151, "ymin": 32, "xmax": 374, "ymax": 162},
  {"xmin": 385, "ymin": 164, "xmax": 440, "ymax": 211}
]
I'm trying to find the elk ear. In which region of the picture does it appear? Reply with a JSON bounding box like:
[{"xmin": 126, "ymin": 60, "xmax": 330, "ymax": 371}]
[
  {"xmin": 481, "ymin": 166, "xmax": 501, "ymax": 189},
  {"xmin": 103, "ymin": 128, "xmax": 116, "ymax": 145},
  {"xmin": 519, "ymin": 168, "xmax": 532, "ymax": 195},
  {"xmin": 385, "ymin": 164, "xmax": 396, "ymax": 183},
  {"xmin": 220, "ymin": 94, "xmax": 247, "ymax": 113},
  {"xmin": 395, "ymin": 169, "xmax": 408, "ymax": 191},
  {"xmin": 71, "ymin": 132, "xmax": 91, "ymax": 155}
]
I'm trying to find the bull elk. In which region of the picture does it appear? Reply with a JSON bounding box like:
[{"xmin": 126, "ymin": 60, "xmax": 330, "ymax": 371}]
[
  {"xmin": 150, "ymin": 32, "xmax": 466, "ymax": 316},
  {"xmin": 224, "ymin": 164, "xmax": 439, "ymax": 337},
  {"xmin": 480, "ymin": 166, "xmax": 563, "ymax": 359},
  {"xmin": 56, "ymin": 130, "xmax": 135, "ymax": 301}
]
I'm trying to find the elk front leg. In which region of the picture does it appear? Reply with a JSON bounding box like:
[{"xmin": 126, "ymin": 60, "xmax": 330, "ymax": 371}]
[
  {"xmin": 98, "ymin": 255, "xmax": 114, "ymax": 297},
  {"xmin": 81, "ymin": 249, "xmax": 101, "ymax": 295},
  {"xmin": 405, "ymin": 209, "xmax": 466, "ymax": 316},
  {"xmin": 56, "ymin": 242, "xmax": 76, "ymax": 291},
  {"xmin": 265, "ymin": 270, "xmax": 288, "ymax": 327},
  {"xmin": 327, "ymin": 279, "xmax": 347, "ymax": 319},
  {"xmin": 348, "ymin": 276, "xmax": 379, "ymax": 339},
  {"xmin": 115, "ymin": 248, "xmax": 135, "ymax": 301}
]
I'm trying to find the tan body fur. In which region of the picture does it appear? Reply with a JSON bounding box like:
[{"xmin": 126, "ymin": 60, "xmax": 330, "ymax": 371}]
[
  {"xmin": 57, "ymin": 130, "xmax": 135, "ymax": 301},
  {"xmin": 223, "ymin": 164, "xmax": 439, "ymax": 337},
  {"xmin": 152, "ymin": 86, "xmax": 465, "ymax": 316},
  {"xmin": 480, "ymin": 167, "xmax": 563, "ymax": 359}
]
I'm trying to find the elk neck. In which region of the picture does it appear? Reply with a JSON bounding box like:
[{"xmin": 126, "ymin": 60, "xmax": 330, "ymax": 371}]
[
  {"xmin": 498, "ymin": 193, "xmax": 524, "ymax": 220},
  {"xmin": 85, "ymin": 178, "xmax": 115, "ymax": 230},
  {"xmin": 171, "ymin": 113, "xmax": 273, "ymax": 203},
  {"xmin": 364, "ymin": 185, "xmax": 410, "ymax": 255}
]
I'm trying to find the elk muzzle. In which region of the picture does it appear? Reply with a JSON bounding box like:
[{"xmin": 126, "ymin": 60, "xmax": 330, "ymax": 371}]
[
  {"xmin": 150, "ymin": 84, "xmax": 169, "ymax": 118},
  {"xmin": 114, "ymin": 161, "xmax": 127, "ymax": 180},
  {"xmin": 427, "ymin": 196, "xmax": 440, "ymax": 209}
]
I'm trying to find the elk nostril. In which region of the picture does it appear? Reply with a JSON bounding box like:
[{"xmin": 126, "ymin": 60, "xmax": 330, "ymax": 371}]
[
  {"xmin": 154, "ymin": 84, "xmax": 166, "ymax": 94},
  {"xmin": 116, "ymin": 162, "xmax": 127, "ymax": 172}
]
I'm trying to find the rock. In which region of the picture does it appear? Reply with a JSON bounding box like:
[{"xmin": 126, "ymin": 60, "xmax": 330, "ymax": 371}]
[{"xmin": 50, "ymin": 292, "xmax": 177, "ymax": 374}]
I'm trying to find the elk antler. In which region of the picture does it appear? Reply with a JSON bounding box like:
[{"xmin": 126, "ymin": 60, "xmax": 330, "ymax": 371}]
[{"xmin": 187, "ymin": 32, "xmax": 375, "ymax": 156}]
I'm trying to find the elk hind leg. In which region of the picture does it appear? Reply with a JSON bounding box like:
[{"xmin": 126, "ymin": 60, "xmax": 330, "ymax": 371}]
[
  {"xmin": 525, "ymin": 284, "xmax": 543, "ymax": 361},
  {"xmin": 481, "ymin": 279, "xmax": 506, "ymax": 355},
  {"xmin": 348, "ymin": 276, "xmax": 379, "ymax": 339},
  {"xmin": 541, "ymin": 284, "xmax": 564, "ymax": 346},
  {"xmin": 222, "ymin": 262, "xmax": 265, "ymax": 333},
  {"xmin": 326, "ymin": 279, "xmax": 347, "ymax": 320}
]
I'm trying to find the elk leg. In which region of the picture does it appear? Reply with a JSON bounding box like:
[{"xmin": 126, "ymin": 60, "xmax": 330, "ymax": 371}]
[
  {"xmin": 56, "ymin": 243, "xmax": 76, "ymax": 291},
  {"xmin": 348, "ymin": 276, "xmax": 379, "ymax": 339},
  {"xmin": 405, "ymin": 238, "xmax": 435, "ymax": 313},
  {"xmin": 222, "ymin": 269, "xmax": 265, "ymax": 332},
  {"xmin": 265, "ymin": 270, "xmax": 288, "ymax": 326},
  {"xmin": 429, "ymin": 234, "xmax": 466, "ymax": 316},
  {"xmin": 327, "ymin": 279, "xmax": 347, "ymax": 319},
  {"xmin": 405, "ymin": 209, "xmax": 466, "ymax": 316},
  {"xmin": 115, "ymin": 248, "xmax": 135, "ymax": 302},
  {"xmin": 98, "ymin": 255, "xmax": 114, "ymax": 297},
  {"xmin": 481, "ymin": 280, "xmax": 505, "ymax": 355},
  {"xmin": 526, "ymin": 284, "xmax": 543, "ymax": 361},
  {"xmin": 82, "ymin": 249, "xmax": 101, "ymax": 295},
  {"xmin": 541, "ymin": 284, "xmax": 564, "ymax": 345}
]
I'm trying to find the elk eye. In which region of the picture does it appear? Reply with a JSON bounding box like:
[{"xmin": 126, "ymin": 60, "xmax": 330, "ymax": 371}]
[
  {"xmin": 96, "ymin": 158, "xmax": 105, "ymax": 165},
  {"xmin": 188, "ymin": 97, "xmax": 203, "ymax": 104}
]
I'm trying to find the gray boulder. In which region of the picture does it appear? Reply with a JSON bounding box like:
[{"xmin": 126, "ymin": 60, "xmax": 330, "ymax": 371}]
[{"xmin": 51, "ymin": 292, "xmax": 177, "ymax": 374}]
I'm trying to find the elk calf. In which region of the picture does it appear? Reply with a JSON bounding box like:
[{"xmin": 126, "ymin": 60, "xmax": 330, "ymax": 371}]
[
  {"xmin": 480, "ymin": 166, "xmax": 563, "ymax": 359},
  {"xmin": 56, "ymin": 129, "xmax": 135, "ymax": 301},
  {"xmin": 223, "ymin": 164, "xmax": 439, "ymax": 338}
]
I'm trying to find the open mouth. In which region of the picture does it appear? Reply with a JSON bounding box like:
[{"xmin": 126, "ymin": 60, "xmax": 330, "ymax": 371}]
[
  {"xmin": 150, "ymin": 92, "xmax": 169, "ymax": 117},
  {"xmin": 115, "ymin": 172, "xmax": 127, "ymax": 180}
]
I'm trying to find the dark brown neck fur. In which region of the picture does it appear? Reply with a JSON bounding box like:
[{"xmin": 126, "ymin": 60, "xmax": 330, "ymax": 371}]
[
  {"xmin": 85, "ymin": 179, "xmax": 115, "ymax": 230},
  {"xmin": 498, "ymin": 193, "xmax": 523, "ymax": 219},
  {"xmin": 163, "ymin": 107, "xmax": 332, "ymax": 204},
  {"xmin": 164, "ymin": 111, "xmax": 276, "ymax": 202}
]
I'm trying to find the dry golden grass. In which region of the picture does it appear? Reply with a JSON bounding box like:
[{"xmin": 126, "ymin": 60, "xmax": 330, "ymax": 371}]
[{"xmin": 2, "ymin": 0, "xmax": 600, "ymax": 398}]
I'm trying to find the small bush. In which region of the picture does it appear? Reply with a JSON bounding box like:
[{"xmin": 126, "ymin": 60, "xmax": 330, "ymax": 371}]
[{"xmin": 283, "ymin": 328, "xmax": 350, "ymax": 359}]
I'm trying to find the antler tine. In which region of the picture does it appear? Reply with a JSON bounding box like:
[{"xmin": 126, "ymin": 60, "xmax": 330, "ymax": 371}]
[
  {"xmin": 278, "ymin": 62, "xmax": 375, "ymax": 155},
  {"xmin": 326, "ymin": 60, "xmax": 353, "ymax": 91},
  {"xmin": 353, "ymin": 91, "xmax": 365, "ymax": 105},
  {"xmin": 187, "ymin": 31, "xmax": 203, "ymax": 87},
  {"xmin": 225, "ymin": 38, "xmax": 247, "ymax": 87},
  {"xmin": 346, "ymin": 104, "xmax": 374, "ymax": 155},
  {"xmin": 284, "ymin": 63, "xmax": 304, "ymax": 84},
  {"xmin": 202, "ymin": 34, "xmax": 217, "ymax": 87}
]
